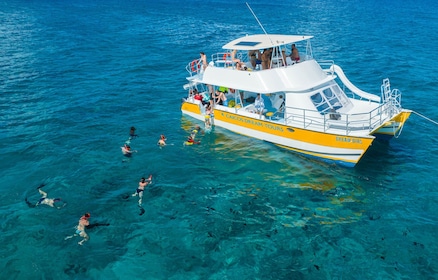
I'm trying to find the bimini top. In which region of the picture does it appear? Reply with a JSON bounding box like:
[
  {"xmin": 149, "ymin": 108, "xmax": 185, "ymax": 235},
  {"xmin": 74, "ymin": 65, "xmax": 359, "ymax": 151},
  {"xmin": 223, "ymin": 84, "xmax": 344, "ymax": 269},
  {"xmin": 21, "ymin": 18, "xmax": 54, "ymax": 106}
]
[{"xmin": 222, "ymin": 34, "xmax": 313, "ymax": 51}]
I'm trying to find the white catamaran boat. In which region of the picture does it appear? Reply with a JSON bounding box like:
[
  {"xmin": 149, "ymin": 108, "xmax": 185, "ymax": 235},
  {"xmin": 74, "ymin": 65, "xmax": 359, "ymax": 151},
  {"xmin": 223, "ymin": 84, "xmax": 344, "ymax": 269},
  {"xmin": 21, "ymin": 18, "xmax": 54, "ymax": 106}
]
[{"xmin": 181, "ymin": 34, "xmax": 411, "ymax": 167}]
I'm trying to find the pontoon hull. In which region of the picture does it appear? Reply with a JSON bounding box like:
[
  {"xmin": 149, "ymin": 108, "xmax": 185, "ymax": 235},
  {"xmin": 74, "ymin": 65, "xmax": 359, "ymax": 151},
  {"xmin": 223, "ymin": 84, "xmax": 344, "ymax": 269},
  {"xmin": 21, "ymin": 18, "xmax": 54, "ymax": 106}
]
[{"xmin": 371, "ymin": 110, "xmax": 412, "ymax": 140}]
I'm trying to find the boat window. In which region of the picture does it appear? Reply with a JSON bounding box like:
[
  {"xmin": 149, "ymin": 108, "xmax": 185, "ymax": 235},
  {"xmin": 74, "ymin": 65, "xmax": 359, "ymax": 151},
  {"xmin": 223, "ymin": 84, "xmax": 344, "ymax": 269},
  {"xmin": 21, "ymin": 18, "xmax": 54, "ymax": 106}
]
[
  {"xmin": 310, "ymin": 92, "xmax": 330, "ymax": 114},
  {"xmin": 332, "ymin": 85, "xmax": 341, "ymax": 95},
  {"xmin": 323, "ymin": 88, "xmax": 341, "ymax": 109},
  {"xmin": 310, "ymin": 87, "xmax": 344, "ymax": 114},
  {"xmin": 331, "ymin": 85, "xmax": 349, "ymax": 109},
  {"xmin": 235, "ymin": 41, "xmax": 261, "ymax": 47},
  {"xmin": 310, "ymin": 92, "xmax": 323, "ymax": 104}
]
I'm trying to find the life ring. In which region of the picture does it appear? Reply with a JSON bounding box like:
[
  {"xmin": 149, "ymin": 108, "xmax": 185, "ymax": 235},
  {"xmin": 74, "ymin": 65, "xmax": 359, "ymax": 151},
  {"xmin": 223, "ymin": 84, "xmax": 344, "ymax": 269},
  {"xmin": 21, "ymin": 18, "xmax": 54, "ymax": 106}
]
[
  {"xmin": 223, "ymin": 53, "xmax": 229, "ymax": 60},
  {"xmin": 191, "ymin": 59, "xmax": 199, "ymax": 72}
]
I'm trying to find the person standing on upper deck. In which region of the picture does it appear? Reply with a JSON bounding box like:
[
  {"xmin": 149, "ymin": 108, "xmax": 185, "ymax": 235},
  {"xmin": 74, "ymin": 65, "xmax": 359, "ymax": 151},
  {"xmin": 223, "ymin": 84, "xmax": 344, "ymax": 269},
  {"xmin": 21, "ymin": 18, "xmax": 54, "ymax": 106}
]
[
  {"xmin": 231, "ymin": 49, "xmax": 247, "ymax": 70},
  {"xmin": 200, "ymin": 52, "xmax": 208, "ymax": 70},
  {"xmin": 261, "ymin": 48, "xmax": 272, "ymax": 69},
  {"xmin": 248, "ymin": 49, "xmax": 261, "ymax": 69},
  {"xmin": 290, "ymin": 44, "xmax": 300, "ymax": 62},
  {"xmin": 281, "ymin": 49, "xmax": 288, "ymax": 66}
]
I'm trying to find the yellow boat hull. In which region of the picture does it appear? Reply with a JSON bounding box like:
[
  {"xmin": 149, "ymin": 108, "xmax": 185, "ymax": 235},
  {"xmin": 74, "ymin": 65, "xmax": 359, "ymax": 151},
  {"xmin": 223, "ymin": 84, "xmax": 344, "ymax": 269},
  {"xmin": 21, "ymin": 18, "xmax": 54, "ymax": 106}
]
[{"xmin": 182, "ymin": 102, "xmax": 375, "ymax": 167}]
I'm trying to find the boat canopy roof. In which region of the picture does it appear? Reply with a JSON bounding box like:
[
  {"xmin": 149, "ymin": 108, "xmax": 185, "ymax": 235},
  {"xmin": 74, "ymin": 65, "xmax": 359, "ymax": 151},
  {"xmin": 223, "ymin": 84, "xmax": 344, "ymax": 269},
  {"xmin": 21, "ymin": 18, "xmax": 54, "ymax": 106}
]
[{"xmin": 222, "ymin": 34, "xmax": 313, "ymax": 51}]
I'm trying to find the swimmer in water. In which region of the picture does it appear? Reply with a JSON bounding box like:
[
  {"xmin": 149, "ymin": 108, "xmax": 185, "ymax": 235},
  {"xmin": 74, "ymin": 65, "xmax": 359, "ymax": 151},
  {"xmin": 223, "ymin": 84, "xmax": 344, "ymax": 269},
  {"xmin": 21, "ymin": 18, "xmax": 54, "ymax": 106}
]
[
  {"xmin": 65, "ymin": 213, "xmax": 90, "ymax": 245},
  {"xmin": 129, "ymin": 126, "xmax": 138, "ymax": 138},
  {"xmin": 121, "ymin": 144, "xmax": 136, "ymax": 156},
  {"xmin": 188, "ymin": 129, "xmax": 201, "ymax": 143},
  {"xmin": 25, "ymin": 184, "xmax": 65, "ymax": 209},
  {"xmin": 125, "ymin": 126, "xmax": 138, "ymax": 145},
  {"xmin": 132, "ymin": 175, "xmax": 152, "ymax": 206},
  {"xmin": 157, "ymin": 134, "xmax": 167, "ymax": 147}
]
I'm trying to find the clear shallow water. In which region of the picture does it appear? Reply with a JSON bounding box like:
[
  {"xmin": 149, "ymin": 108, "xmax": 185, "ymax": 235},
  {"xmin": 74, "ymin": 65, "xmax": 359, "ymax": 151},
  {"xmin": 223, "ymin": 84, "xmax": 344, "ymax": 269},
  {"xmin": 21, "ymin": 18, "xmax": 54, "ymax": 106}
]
[{"xmin": 1, "ymin": 0, "xmax": 438, "ymax": 279}]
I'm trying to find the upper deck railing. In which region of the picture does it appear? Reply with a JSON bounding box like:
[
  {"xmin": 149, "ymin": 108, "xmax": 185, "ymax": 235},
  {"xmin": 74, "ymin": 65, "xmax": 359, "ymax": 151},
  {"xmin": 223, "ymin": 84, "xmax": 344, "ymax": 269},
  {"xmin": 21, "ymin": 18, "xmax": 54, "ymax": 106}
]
[{"xmin": 185, "ymin": 45, "xmax": 313, "ymax": 76}]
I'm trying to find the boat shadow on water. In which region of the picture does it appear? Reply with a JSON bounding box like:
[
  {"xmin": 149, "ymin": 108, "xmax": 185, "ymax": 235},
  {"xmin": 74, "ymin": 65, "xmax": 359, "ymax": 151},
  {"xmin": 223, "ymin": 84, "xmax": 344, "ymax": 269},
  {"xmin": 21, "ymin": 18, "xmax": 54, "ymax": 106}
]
[{"xmin": 357, "ymin": 138, "xmax": 414, "ymax": 168}]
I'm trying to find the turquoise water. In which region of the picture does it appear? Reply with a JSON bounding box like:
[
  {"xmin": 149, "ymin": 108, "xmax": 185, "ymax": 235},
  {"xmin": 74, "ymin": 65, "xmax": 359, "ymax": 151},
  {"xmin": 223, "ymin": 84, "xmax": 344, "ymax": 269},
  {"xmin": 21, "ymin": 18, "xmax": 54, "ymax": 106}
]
[{"xmin": 1, "ymin": 0, "xmax": 438, "ymax": 279}]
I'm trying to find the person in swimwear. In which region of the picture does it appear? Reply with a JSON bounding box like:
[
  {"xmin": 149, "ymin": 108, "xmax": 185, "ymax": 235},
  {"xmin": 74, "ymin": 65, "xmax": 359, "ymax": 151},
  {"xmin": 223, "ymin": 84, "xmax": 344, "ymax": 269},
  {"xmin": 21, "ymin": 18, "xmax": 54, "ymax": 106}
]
[
  {"xmin": 248, "ymin": 49, "xmax": 261, "ymax": 68},
  {"xmin": 25, "ymin": 184, "xmax": 65, "ymax": 209},
  {"xmin": 204, "ymin": 115, "xmax": 212, "ymax": 131},
  {"xmin": 121, "ymin": 144, "xmax": 135, "ymax": 156},
  {"xmin": 129, "ymin": 126, "xmax": 137, "ymax": 138},
  {"xmin": 261, "ymin": 48, "xmax": 272, "ymax": 70},
  {"xmin": 214, "ymin": 90, "xmax": 227, "ymax": 105},
  {"xmin": 231, "ymin": 49, "xmax": 247, "ymax": 70},
  {"xmin": 186, "ymin": 129, "xmax": 201, "ymax": 145},
  {"xmin": 200, "ymin": 52, "xmax": 208, "ymax": 71},
  {"xmin": 189, "ymin": 129, "xmax": 197, "ymax": 141},
  {"xmin": 290, "ymin": 44, "xmax": 300, "ymax": 62},
  {"xmin": 36, "ymin": 185, "xmax": 63, "ymax": 208},
  {"xmin": 65, "ymin": 213, "xmax": 90, "ymax": 245},
  {"xmin": 157, "ymin": 134, "xmax": 167, "ymax": 147},
  {"xmin": 132, "ymin": 175, "xmax": 152, "ymax": 205}
]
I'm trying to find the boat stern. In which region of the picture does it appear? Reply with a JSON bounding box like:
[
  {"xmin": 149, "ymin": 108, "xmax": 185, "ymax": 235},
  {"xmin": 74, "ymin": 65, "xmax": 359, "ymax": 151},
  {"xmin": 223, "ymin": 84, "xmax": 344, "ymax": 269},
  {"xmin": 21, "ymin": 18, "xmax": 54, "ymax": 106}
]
[
  {"xmin": 181, "ymin": 100, "xmax": 205, "ymax": 122},
  {"xmin": 371, "ymin": 109, "xmax": 412, "ymax": 140}
]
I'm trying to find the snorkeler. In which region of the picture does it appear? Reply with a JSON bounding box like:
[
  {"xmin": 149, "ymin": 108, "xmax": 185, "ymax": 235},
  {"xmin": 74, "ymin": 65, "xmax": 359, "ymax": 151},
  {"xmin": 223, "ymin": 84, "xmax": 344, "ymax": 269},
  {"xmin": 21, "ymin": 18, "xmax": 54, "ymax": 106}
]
[
  {"xmin": 132, "ymin": 175, "xmax": 152, "ymax": 206},
  {"xmin": 129, "ymin": 126, "xmax": 138, "ymax": 138},
  {"xmin": 65, "ymin": 213, "xmax": 91, "ymax": 245},
  {"xmin": 25, "ymin": 184, "xmax": 65, "ymax": 209},
  {"xmin": 185, "ymin": 129, "xmax": 201, "ymax": 145}
]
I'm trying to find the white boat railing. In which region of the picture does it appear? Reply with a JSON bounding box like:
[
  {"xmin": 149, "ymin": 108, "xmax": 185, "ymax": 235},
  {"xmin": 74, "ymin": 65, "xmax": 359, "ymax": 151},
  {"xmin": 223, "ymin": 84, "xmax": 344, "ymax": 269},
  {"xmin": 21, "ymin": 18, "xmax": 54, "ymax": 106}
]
[
  {"xmin": 319, "ymin": 60, "xmax": 335, "ymax": 72},
  {"xmin": 282, "ymin": 100, "xmax": 400, "ymax": 135},
  {"xmin": 185, "ymin": 59, "xmax": 202, "ymax": 77},
  {"xmin": 211, "ymin": 52, "xmax": 236, "ymax": 68}
]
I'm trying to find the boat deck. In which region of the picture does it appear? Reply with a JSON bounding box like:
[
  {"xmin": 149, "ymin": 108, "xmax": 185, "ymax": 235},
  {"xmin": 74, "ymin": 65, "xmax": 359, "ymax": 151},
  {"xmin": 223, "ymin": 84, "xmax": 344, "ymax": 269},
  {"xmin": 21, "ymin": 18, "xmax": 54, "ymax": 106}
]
[{"xmin": 206, "ymin": 100, "xmax": 395, "ymax": 137}]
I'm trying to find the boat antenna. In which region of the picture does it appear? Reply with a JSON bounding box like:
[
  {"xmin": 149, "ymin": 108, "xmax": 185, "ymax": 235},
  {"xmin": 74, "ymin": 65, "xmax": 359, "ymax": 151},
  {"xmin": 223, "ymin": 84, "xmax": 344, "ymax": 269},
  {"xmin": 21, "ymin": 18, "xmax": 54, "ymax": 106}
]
[{"xmin": 246, "ymin": 2, "xmax": 273, "ymax": 45}]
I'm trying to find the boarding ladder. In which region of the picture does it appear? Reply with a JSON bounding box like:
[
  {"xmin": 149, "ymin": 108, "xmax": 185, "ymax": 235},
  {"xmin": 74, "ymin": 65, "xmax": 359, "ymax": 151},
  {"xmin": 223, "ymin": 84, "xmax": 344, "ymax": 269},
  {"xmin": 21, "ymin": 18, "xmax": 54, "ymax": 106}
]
[{"xmin": 381, "ymin": 78, "xmax": 402, "ymax": 117}]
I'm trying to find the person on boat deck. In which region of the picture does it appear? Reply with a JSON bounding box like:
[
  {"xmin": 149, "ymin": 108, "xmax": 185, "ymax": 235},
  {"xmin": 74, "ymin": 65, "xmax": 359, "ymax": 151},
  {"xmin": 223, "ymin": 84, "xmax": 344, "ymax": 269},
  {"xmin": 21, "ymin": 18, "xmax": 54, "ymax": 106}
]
[
  {"xmin": 132, "ymin": 175, "xmax": 152, "ymax": 205},
  {"xmin": 201, "ymin": 91, "xmax": 210, "ymax": 106},
  {"xmin": 254, "ymin": 94, "xmax": 265, "ymax": 114},
  {"xmin": 200, "ymin": 52, "xmax": 208, "ymax": 71},
  {"xmin": 248, "ymin": 49, "xmax": 262, "ymax": 68},
  {"xmin": 290, "ymin": 44, "xmax": 300, "ymax": 62},
  {"xmin": 157, "ymin": 134, "xmax": 167, "ymax": 147},
  {"xmin": 281, "ymin": 49, "xmax": 288, "ymax": 66},
  {"xmin": 231, "ymin": 49, "xmax": 247, "ymax": 70},
  {"xmin": 189, "ymin": 88, "xmax": 198, "ymax": 98},
  {"xmin": 65, "ymin": 213, "xmax": 90, "ymax": 245},
  {"xmin": 194, "ymin": 91, "xmax": 202, "ymax": 102},
  {"xmin": 261, "ymin": 48, "xmax": 272, "ymax": 70},
  {"xmin": 214, "ymin": 90, "xmax": 227, "ymax": 106}
]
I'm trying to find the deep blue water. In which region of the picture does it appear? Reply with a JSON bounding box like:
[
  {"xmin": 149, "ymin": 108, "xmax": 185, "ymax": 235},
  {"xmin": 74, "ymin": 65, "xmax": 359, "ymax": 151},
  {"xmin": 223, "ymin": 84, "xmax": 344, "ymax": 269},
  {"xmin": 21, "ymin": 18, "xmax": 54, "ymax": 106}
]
[{"xmin": 1, "ymin": 0, "xmax": 438, "ymax": 279}]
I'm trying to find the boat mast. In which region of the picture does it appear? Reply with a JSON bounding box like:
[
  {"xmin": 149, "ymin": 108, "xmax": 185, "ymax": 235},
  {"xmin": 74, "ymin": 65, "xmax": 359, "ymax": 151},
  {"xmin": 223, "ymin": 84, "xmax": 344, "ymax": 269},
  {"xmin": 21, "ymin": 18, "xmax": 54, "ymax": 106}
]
[{"xmin": 246, "ymin": 2, "xmax": 273, "ymax": 45}]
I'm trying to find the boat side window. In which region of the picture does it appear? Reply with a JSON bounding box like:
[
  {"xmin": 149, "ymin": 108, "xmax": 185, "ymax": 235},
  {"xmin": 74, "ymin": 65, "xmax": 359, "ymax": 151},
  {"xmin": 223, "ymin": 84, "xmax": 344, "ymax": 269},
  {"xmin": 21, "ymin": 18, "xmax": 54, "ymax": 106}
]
[
  {"xmin": 323, "ymin": 88, "xmax": 342, "ymax": 110},
  {"xmin": 310, "ymin": 92, "xmax": 330, "ymax": 114},
  {"xmin": 331, "ymin": 85, "xmax": 349, "ymax": 109}
]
